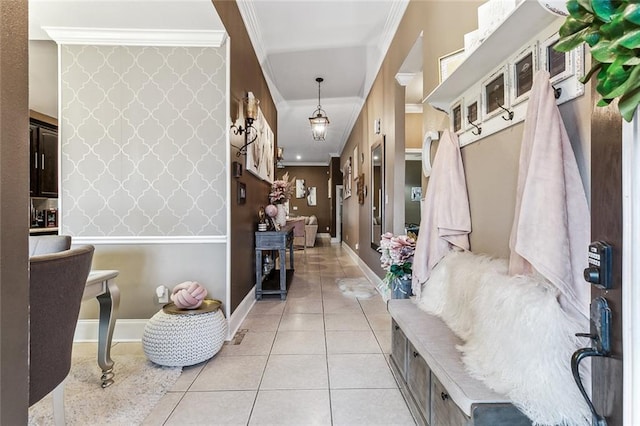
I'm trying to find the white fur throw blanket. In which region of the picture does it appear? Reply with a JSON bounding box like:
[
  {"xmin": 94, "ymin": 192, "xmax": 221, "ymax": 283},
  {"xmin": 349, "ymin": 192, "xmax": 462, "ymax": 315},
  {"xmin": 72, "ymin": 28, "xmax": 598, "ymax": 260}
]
[{"xmin": 416, "ymin": 251, "xmax": 590, "ymax": 425}]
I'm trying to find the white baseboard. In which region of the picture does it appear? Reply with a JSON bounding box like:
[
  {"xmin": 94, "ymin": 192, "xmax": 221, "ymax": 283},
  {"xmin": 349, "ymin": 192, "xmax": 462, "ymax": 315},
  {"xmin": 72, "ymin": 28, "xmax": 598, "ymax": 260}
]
[
  {"xmin": 75, "ymin": 288, "xmax": 257, "ymax": 343},
  {"xmin": 227, "ymin": 286, "xmax": 257, "ymax": 340},
  {"xmin": 74, "ymin": 319, "xmax": 147, "ymax": 342},
  {"xmin": 341, "ymin": 241, "xmax": 386, "ymax": 297},
  {"xmin": 74, "ymin": 288, "xmax": 257, "ymax": 344}
]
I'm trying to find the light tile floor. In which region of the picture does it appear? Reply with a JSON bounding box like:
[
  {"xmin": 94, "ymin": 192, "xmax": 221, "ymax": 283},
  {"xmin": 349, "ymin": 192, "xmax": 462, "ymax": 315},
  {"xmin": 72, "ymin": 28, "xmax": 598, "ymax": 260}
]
[{"xmin": 143, "ymin": 240, "xmax": 415, "ymax": 425}]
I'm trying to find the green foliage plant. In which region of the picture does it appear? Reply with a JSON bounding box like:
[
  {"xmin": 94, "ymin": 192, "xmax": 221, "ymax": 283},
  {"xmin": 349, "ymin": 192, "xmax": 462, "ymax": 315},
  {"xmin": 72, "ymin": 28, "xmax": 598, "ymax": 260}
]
[{"xmin": 555, "ymin": 0, "xmax": 640, "ymax": 121}]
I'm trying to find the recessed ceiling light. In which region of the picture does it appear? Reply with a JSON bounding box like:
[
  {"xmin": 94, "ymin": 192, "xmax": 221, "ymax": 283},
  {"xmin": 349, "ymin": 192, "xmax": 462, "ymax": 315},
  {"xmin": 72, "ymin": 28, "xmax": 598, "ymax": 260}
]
[{"xmin": 296, "ymin": 155, "xmax": 302, "ymax": 160}]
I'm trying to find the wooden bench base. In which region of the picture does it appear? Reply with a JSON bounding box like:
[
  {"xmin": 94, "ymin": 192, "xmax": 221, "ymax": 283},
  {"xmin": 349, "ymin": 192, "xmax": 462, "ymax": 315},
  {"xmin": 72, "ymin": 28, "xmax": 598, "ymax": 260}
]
[{"xmin": 388, "ymin": 299, "xmax": 531, "ymax": 426}]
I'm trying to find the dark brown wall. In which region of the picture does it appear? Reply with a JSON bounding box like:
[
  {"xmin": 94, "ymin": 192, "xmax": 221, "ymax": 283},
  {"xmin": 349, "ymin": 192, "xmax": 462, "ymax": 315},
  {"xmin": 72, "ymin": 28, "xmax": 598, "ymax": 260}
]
[
  {"xmin": 0, "ymin": 0, "xmax": 29, "ymax": 422},
  {"xmin": 329, "ymin": 157, "xmax": 342, "ymax": 238},
  {"xmin": 213, "ymin": 1, "xmax": 278, "ymax": 313},
  {"xmin": 280, "ymin": 166, "xmax": 331, "ymax": 234}
]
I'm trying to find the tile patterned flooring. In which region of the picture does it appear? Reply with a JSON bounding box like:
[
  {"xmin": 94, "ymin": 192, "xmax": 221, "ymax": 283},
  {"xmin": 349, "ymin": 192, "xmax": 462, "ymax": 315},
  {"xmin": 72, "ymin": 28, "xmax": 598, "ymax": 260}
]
[{"xmin": 140, "ymin": 240, "xmax": 415, "ymax": 425}]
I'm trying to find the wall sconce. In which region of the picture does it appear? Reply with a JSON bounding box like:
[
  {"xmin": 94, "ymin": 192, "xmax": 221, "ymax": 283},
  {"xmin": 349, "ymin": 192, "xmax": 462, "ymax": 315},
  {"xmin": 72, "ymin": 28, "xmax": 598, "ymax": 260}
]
[{"xmin": 231, "ymin": 92, "xmax": 259, "ymax": 157}]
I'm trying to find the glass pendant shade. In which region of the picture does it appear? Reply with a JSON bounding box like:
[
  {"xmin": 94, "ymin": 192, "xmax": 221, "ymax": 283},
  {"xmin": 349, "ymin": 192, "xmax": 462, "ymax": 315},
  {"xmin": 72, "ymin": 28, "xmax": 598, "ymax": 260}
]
[
  {"xmin": 309, "ymin": 113, "xmax": 329, "ymax": 141},
  {"xmin": 309, "ymin": 77, "xmax": 329, "ymax": 141}
]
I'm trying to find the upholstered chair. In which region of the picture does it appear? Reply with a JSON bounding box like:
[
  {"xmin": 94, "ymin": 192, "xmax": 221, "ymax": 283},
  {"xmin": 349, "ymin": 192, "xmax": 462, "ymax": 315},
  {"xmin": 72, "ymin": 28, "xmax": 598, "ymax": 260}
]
[
  {"xmin": 288, "ymin": 218, "xmax": 306, "ymax": 252},
  {"xmin": 304, "ymin": 215, "xmax": 318, "ymax": 247},
  {"xmin": 28, "ymin": 234, "xmax": 72, "ymax": 256},
  {"xmin": 29, "ymin": 245, "xmax": 94, "ymax": 425}
]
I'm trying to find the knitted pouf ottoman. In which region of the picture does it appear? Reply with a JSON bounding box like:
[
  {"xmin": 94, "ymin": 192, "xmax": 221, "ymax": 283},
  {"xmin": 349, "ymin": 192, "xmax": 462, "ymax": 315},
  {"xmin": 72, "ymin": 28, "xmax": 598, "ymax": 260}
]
[{"xmin": 142, "ymin": 299, "xmax": 227, "ymax": 367}]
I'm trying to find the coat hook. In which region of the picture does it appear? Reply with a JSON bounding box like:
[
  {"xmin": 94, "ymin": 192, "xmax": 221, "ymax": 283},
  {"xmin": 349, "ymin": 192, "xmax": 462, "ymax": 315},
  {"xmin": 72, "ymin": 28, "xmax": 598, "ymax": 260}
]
[
  {"xmin": 552, "ymin": 85, "xmax": 562, "ymax": 99},
  {"xmin": 495, "ymin": 97, "xmax": 514, "ymax": 121},
  {"xmin": 467, "ymin": 116, "xmax": 482, "ymax": 136}
]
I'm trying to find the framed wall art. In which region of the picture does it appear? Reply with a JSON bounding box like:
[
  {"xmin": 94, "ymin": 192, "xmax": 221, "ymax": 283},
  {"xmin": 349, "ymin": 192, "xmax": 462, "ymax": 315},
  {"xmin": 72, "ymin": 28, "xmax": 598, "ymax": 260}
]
[
  {"xmin": 439, "ymin": 48, "xmax": 466, "ymax": 83},
  {"xmin": 451, "ymin": 100, "xmax": 463, "ymax": 133},
  {"xmin": 482, "ymin": 66, "xmax": 509, "ymax": 119},
  {"xmin": 353, "ymin": 146, "xmax": 359, "ymax": 179},
  {"xmin": 511, "ymin": 45, "xmax": 537, "ymax": 106},
  {"xmin": 357, "ymin": 173, "xmax": 365, "ymax": 205},
  {"xmin": 245, "ymin": 107, "xmax": 275, "ymax": 183},
  {"xmin": 307, "ymin": 187, "xmax": 317, "ymax": 206},
  {"xmin": 237, "ymin": 182, "xmax": 246, "ymax": 205},
  {"xmin": 295, "ymin": 179, "xmax": 306, "ymax": 198},
  {"xmin": 232, "ymin": 161, "xmax": 242, "ymax": 178},
  {"xmin": 343, "ymin": 157, "xmax": 352, "ymax": 198}
]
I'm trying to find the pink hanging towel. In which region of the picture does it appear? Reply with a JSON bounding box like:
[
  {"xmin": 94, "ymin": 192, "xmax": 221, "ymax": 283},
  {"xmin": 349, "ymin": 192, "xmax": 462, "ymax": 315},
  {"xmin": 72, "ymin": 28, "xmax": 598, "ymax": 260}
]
[
  {"xmin": 412, "ymin": 129, "xmax": 471, "ymax": 298},
  {"xmin": 509, "ymin": 70, "xmax": 590, "ymax": 321}
]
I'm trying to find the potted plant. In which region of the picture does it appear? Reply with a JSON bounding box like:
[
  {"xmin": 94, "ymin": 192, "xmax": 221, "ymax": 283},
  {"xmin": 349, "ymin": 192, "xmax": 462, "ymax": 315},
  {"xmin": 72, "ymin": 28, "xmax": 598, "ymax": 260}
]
[
  {"xmin": 378, "ymin": 232, "xmax": 416, "ymax": 299},
  {"xmin": 555, "ymin": 0, "xmax": 640, "ymax": 121},
  {"xmin": 268, "ymin": 172, "xmax": 294, "ymax": 226}
]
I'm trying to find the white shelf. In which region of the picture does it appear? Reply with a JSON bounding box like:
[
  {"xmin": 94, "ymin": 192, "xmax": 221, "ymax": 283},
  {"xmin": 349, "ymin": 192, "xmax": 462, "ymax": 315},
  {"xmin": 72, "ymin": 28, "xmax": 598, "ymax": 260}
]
[{"xmin": 424, "ymin": 0, "xmax": 561, "ymax": 111}]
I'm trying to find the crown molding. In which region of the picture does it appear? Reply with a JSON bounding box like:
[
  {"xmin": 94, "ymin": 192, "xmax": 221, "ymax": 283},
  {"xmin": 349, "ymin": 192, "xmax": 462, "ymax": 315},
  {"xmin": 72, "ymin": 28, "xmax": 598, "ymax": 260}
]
[
  {"xmin": 361, "ymin": 0, "xmax": 410, "ymax": 124},
  {"xmin": 236, "ymin": 1, "xmax": 284, "ymax": 106},
  {"xmin": 236, "ymin": 1, "xmax": 266, "ymax": 63},
  {"xmin": 405, "ymin": 103, "xmax": 423, "ymax": 114},
  {"xmin": 380, "ymin": 0, "xmax": 411, "ymax": 61},
  {"xmin": 395, "ymin": 72, "xmax": 417, "ymax": 87},
  {"xmin": 43, "ymin": 27, "xmax": 227, "ymax": 47}
]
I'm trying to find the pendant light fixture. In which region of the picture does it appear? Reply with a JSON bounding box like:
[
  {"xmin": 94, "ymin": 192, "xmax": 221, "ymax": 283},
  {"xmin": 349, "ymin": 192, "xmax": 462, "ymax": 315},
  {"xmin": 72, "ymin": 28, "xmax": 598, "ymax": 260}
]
[{"xmin": 309, "ymin": 77, "xmax": 329, "ymax": 141}]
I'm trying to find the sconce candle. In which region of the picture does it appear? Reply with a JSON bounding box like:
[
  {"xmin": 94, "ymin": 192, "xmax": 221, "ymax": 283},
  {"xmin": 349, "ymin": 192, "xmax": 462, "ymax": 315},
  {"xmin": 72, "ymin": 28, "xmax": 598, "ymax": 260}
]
[
  {"xmin": 245, "ymin": 92, "xmax": 259, "ymax": 120},
  {"xmin": 232, "ymin": 92, "xmax": 260, "ymax": 157}
]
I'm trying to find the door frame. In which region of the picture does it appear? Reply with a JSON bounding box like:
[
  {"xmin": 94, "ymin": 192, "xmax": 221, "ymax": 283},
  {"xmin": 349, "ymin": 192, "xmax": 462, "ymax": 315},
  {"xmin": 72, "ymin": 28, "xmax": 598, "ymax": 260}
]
[
  {"xmin": 622, "ymin": 110, "xmax": 640, "ymax": 425},
  {"xmin": 333, "ymin": 185, "xmax": 343, "ymax": 244}
]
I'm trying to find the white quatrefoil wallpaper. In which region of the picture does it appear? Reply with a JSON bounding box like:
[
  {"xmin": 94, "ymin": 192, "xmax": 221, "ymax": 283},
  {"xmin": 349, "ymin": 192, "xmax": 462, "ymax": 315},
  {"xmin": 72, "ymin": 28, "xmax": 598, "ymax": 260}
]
[{"xmin": 60, "ymin": 44, "xmax": 227, "ymax": 237}]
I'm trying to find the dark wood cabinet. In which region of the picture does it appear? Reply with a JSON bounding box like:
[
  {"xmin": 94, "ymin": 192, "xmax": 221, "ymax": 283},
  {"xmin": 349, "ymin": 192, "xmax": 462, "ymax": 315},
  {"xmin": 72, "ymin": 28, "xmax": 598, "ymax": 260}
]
[
  {"xmin": 408, "ymin": 341, "xmax": 431, "ymax": 423},
  {"xmin": 431, "ymin": 375, "xmax": 470, "ymax": 426},
  {"xmin": 29, "ymin": 118, "xmax": 58, "ymax": 198}
]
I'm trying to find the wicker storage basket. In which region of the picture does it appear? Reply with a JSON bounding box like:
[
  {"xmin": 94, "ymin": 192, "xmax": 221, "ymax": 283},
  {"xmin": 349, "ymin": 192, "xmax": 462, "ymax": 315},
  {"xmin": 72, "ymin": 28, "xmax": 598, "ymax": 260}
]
[{"xmin": 142, "ymin": 301, "xmax": 227, "ymax": 367}]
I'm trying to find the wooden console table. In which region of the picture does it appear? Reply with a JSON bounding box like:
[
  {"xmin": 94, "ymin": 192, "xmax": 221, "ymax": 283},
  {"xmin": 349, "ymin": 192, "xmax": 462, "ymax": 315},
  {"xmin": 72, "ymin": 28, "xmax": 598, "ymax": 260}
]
[{"xmin": 255, "ymin": 224, "xmax": 294, "ymax": 300}]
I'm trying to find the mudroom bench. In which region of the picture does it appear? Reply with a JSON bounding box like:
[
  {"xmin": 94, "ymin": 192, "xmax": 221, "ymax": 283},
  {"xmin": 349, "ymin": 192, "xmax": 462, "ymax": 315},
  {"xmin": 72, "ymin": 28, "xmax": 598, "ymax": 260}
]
[{"xmin": 388, "ymin": 299, "xmax": 532, "ymax": 426}]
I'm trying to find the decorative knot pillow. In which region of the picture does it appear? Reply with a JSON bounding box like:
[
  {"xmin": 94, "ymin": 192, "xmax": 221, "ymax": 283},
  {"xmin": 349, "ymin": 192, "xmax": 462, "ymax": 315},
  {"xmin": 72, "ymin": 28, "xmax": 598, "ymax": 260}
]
[{"xmin": 171, "ymin": 281, "xmax": 208, "ymax": 309}]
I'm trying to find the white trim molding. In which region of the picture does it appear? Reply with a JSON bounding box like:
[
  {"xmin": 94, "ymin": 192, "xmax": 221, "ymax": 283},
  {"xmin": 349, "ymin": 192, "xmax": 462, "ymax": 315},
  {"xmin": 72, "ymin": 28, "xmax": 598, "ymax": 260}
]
[
  {"xmin": 43, "ymin": 27, "xmax": 227, "ymax": 47},
  {"xmin": 72, "ymin": 235, "xmax": 227, "ymax": 245},
  {"xmin": 74, "ymin": 319, "xmax": 147, "ymax": 343},
  {"xmin": 622, "ymin": 108, "xmax": 640, "ymax": 426},
  {"xmin": 341, "ymin": 242, "xmax": 385, "ymax": 297},
  {"xmin": 227, "ymin": 286, "xmax": 257, "ymax": 340},
  {"xmin": 395, "ymin": 72, "xmax": 417, "ymax": 87},
  {"xmin": 405, "ymin": 103, "xmax": 423, "ymax": 114}
]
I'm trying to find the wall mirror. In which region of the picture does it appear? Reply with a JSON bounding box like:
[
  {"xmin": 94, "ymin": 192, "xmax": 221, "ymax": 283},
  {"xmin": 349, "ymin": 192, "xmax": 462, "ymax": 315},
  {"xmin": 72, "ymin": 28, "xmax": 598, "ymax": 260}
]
[
  {"xmin": 371, "ymin": 139, "xmax": 384, "ymax": 249},
  {"xmin": 405, "ymin": 149, "xmax": 422, "ymax": 235}
]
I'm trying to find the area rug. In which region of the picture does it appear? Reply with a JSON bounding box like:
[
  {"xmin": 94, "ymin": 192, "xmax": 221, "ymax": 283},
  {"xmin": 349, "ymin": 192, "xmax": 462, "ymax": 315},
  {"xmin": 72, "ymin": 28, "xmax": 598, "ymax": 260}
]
[
  {"xmin": 28, "ymin": 355, "xmax": 182, "ymax": 425},
  {"xmin": 336, "ymin": 277, "xmax": 378, "ymax": 299}
]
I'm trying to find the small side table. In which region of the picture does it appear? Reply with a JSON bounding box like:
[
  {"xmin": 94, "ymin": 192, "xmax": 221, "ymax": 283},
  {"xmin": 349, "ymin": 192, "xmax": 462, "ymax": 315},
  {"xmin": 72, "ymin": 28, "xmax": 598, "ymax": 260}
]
[{"xmin": 255, "ymin": 224, "xmax": 294, "ymax": 300}]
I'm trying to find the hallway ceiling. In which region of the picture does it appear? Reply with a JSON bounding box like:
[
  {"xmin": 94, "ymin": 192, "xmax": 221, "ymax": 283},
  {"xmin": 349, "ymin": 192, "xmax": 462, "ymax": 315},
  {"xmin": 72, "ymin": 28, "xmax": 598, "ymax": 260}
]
[
  {"xmin": 29, "ymin": 0, "xmax": 410, "ymax": 166},
  {"xmin": 237, "ymin": 0, "xmax": 409, "ymax": 166}
]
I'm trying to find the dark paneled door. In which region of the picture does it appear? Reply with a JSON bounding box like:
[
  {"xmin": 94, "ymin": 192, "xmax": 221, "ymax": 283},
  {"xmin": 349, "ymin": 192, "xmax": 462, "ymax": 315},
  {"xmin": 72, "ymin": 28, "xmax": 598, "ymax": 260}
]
[{"xmin": 590, "ymin": 96, "xmax": 623, "ymax": 424}]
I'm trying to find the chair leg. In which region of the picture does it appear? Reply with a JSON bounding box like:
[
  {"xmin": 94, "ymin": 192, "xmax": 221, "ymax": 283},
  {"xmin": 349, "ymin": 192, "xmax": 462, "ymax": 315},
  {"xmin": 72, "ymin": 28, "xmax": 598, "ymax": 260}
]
[{"xmin": 52, "ymin": 380, "xmax": 66, "ymax": 426}]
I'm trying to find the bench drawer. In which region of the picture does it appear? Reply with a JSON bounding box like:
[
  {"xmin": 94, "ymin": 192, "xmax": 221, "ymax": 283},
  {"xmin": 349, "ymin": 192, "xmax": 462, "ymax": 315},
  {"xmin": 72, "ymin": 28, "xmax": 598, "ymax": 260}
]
[
  {"xmin": 431, "ymin": 374, "xmax": 471, "ymax": 426},
  {"xmin": 407, "ymin": 342, "xmax": 431, "ymax": 423},
  {"xmin": 391, "ymin": 319, "xmax": 408, "ymax": 380}
]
